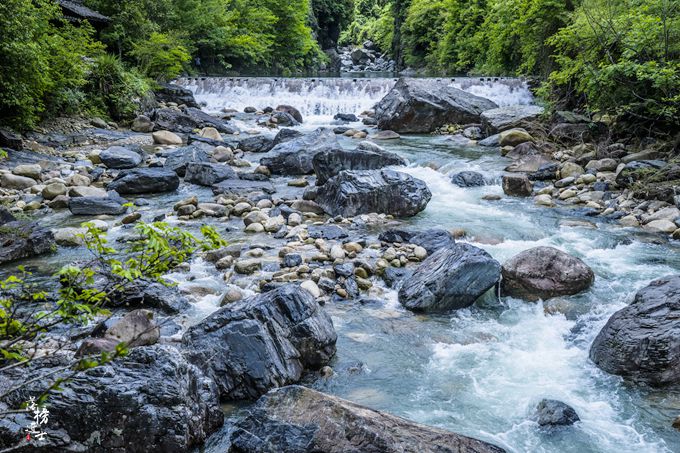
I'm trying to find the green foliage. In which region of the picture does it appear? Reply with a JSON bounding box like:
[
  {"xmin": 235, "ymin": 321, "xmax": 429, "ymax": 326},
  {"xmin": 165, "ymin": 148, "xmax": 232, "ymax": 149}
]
[
  {"xmin": 339, "ymin": 0, "xmax": 394, "ymax": 53},
  {"xmin": 129, "ymin": 32, "xmax": 191, "ymax": 81},
  {"xmin": 545, "ymin": 0, "xmax": 680, "ymax": 128},
  {"xmin": 312, "ymin": 0, "xmax": 355, "ymax": 48}
]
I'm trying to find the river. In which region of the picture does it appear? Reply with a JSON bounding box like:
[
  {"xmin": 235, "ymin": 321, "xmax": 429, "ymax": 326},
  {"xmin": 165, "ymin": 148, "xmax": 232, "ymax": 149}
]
[{"xmin": 165, "ymin": 77, "xmax": 680, "ymax": 452}]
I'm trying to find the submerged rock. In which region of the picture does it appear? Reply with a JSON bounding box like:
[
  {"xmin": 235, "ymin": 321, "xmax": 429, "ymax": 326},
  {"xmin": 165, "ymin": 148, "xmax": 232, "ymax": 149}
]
[
  {"xmin": 108, "ymin": 168, "xmax": 180, "ymax": 194},
  {"xmin": 535, "ymin": 399, "xmax": 580, "ymax": 426},
  {"xmin": 501, "ymin": 246, "xmax": 594, "ymax": 301},
  {"xmin": 227, "ymin": 385, "xmax": 506, "ymax": 453},
  {"xmin": 312, "ymin": 142, "xmax": 406, "ymax": 185},
  {"xmin": 0, "ymin": 346, "xmax": 223, "ymax": 452},
  {"xmin": 182, "ymin": 284, "xmax": 337, "ymax": 400},
  {"xmin": 315, "ymin": 169, "xmax": 431, "ymax": 217},
  {"xmin": 451, "ymin": 171, "xmax": 485, "ymax": 187},
  {"xmin": 399, "ymin": 243, "xmax": 501, "ymax": 311},
  {"xmin": 260, "ymin": 128, "xmax": 340, "ymax": 175},
  {"xmin": 590, "ymin": 275, "xmax": 680, "ymax": 386},
  {"xmin": 374, "ymin": 78, "xmax": 497, "ymax": 133}
]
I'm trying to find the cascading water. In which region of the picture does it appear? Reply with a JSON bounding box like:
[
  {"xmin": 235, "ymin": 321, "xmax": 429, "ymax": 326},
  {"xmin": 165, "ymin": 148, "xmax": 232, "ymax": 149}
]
[{"xmin": 175, "ymin": 77, "xmax": 534, "ymax": 124}]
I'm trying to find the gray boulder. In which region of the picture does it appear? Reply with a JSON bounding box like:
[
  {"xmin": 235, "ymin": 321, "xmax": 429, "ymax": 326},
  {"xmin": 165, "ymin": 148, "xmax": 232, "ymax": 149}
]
[
  {"xmin": 108, "ymin": 168, "xmax": 180, "ymax": 194},
  {"xmin": 182, "ymin": 284, "xmax": 337, "ymax": 400},
  {"xmin": 275, "ymin": 105, "xmax": 303, "ymax": 123},
  {"xmin": 313, "ymin": 142, "xmax": 406, "ymax": 185},
  {"xmin": 154, "ymin": 83, "xmax": 200, "ymax": 108},
  {"xmin": 315, "ymin": 169, "xmax": 431, "ymax": 217},
  {"xmin": 163, "ymin": 145, "xmax": 211, "ymax": 176},
  {"xmin": 212, "ymin": 179, "xmax": 275, "ymax": 197},
  {"xmin": 261, "ymin": 128, "xmax": 340, "ymax": 175},
  {"xmin": 184, "ymin": 162, "xmax": 237, "ymax": 186},
  {"xmin": 399, "ymin": 243, "xmax": 501, "ymax": 311},
  {"xmin": 535, "ymin": 399, "xmax": 580, "ymax": 426},
  {"xmin": 0, "ymin": 210, "xmax": 55, "ymax": 264},
  {"xmin": 239, "ymin": 135, "xmax": 275, "ymax": 153},
  {"xmin": 501, "ymin": 246, "xmax": 594, "ymax": 301},
  {"xmin": 69, "ymin": 193, "xmax": 127, "ymax": 216},
  {"xmin": 0, "ymin": 346, "xmax": 223, "ymax": 452},
  {"xmin": 480, "ymin": 105, "xmax": 545, "ymax": 134},
  {"xmin": 451, "ymin": 171, "xmax": 485, "ymax": 187},
  {"xmin": 374, "ymin": 78, "xmax": 498, "ymax": 133},
  {"xmin": 590, "ymin": 275, "xmax": 680, "ymax": 386},
  {"xmin": 100, "ymin": 146, "xmax": 142, "ymax": 169},
  {"xmin": 228, "ymin": 385, "xmax": 506, "ymax": 453}
]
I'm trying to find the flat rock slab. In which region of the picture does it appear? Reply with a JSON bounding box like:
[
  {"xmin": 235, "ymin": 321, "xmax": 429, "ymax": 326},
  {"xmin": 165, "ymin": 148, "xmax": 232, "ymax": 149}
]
[{"xmin": 228, "ymin": 385, "xmax": 506, "ymax": 453}]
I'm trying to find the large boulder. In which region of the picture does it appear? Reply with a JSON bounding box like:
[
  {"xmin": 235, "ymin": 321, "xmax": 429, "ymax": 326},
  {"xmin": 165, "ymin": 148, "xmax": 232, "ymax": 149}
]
[
  {"xmin": 152, "ymin": 108, "xmax": 234, "ymax": 134},
  {"xmin": 590, "ymin": 275, "xmax": 680, "ymax": 386},
  {"xmin": 69, "ymin": 193, "xmax": 128, "ymax": 216},
  {"xmin": 399, "ymin": 243, "xmax": 501, "ymax": 311},
  {"xmin": 275, "ymin": 105, "xmax": 303, "ymax": 123},
  {"xmin": 228, "ymin": 385, "xmax": 506, "ymax": 453},
  {"xmin": 0, "ymin": 210, "xmax": 55, "ymax": 264},
  {"xmin": 501, "ymin": 246, "xmax": 594, "ymax": 301},
  {"xmin": 154, "ymin": 82, "xmax": 200, "ymax": 108},
  {"xmin": 182, "ymin": 284, "xmax": 337, "ymax": 400},
  {"xmin": 184, "ymin": 162, "xmax": 237, "ymax": 186},
  {"xmin": 374, "ymin": 78, "xmax": 498, "ymax": 133},
  {"xmin": 108, "ymin": 168, "xmax": 180, "ymax": 194},
  {"xmin": 0, "ymin": 346, "xmax": 223, "ymax": 452},
  {"xmin": 315, "ymin": 169, "xmax": 431, "ymax": 218},
  {"xmin": 260, "ymin": 128, "xmax": 340, "ymax": 175},
  {"xmin": 451, "ymin": 171, "xmax": 485, "ymax": 187},
  {"xmin": 535, "ymin": 399, "xmax": 580, "ymax": 427},
  {"xmin": 163, "ymin": 145, "xmax": 211, "ymax": 176},
  {"xmin": 99, "ymin": 146, "xmax": 143, "ymax": 169},
  {"xmin": 312, "ymin": 142, "xmax": 406, "ymax": 185},
  {"xmin": 481, "ymin": 105, "xmax": 545, "ymax": 134},
  {"xmin": 239, "ymin": 135, "xmax": 275, "ymax": 153}
]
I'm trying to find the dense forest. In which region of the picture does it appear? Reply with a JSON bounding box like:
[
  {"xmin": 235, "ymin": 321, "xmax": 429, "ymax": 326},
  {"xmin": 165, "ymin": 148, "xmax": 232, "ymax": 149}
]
[{"xmin": 0, "ymin": 0, "xmax": 678, "ymax": 131}]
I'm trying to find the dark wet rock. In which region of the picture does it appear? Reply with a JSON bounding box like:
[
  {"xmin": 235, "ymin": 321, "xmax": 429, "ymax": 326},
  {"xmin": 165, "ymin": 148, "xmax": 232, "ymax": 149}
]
[
  {"xmin": 399, "ymin": 243, "xmax": 501, "ymax": 312},
  {"xmin": 343, "ymin": 277, "xmax": 359, "ymax": 298},
  {"xmin": 307, "ymin": 225, "xmax": 348, "ymax": 240},
  {"xmin": 154, "ymin": 82, "xmax": 200, "ymax": 108},
  {"xmin": 333, "ymin": 262, "xmax": 354, "ymax": 278},
  {"xmin": 382, "ymin": 267, "xmax": 414, "ymax": 288},
  {"xmin": 535, "ymin": 399, "xmax": 580, "ymax": 426},
  {"xmin": 334, "ymin": 113, "xmax": 358, "ymax": 122},
  {"xmin": 271, "ymin": 111, "xmax": 299, "ymax": 127},
  {"xmin": 119, "ymin": 282, "xmax": 191, "ymax": 314},
  {"xmin": 316, "ymin": 169, "xmax": 431, "ymax": 217},
  {"xmin": 410, "ymin": 229, "xmax": 456, "ymax": 254},
  {"xmin": 451, "ymin": 171, "xmax": 485, "ymax": 187},
  {"xmin": 212, "ymin": 179, "xmax": 275, "ymax": 197},
  {"xmin": 69, "ymin": 193, "xmax": 128, "ymax": 216},
  {"xmin": 108, "ymin": 168, "xmax": 180, "ymax": 194},
  {"xmin": 188, "ymin": 133, "xmax": 240, "ymax": 148},
  {"xmin": 0, "ymin": 127, "xmax": 23, "ymax": 150},
  {"xmin": 273, "ymin": 128, "xmax": 303, "ymax": 145},
  {"xmin": 261, "ymin": 128, "xmax": 340, "ymax": 175},
  {"xmin": 590, "ymin": 275, "xmax": 680, "ymax": 386},
  {"xmin": 100, "ymin": 146, "xmax": 143, "ymax": 169},
  {"xmin": 239, "ymin": 135, "xmax": 275, "ymax": 153},
  {"xmin": 374, "ymin": 78, "xmax": 498, "ymax": 133},
  {"xmin": 151, "ymin": 107, "xmax": 235, "ymax": 134},
  {"xmin": 185, "ymin": 162, "xmax": 238, "ymax": 186},
  {"xmin": 282, "ymin": 253, "xmax": 303, "ymax": 268},
  {"xmin": 529, "ymin": 163, "xmax": 559, "ymax": 181},
  {"xmin": 0, "ymin": 211, "xmax": 55, "ymax": 264},
  {"xmin": 0, "ymin": 345, "xmax": 223, "ymax": 453},
  {"xmin": 481, "ymin": 105, "xmax": 544, "ymax": 134},
  {"xmin": 163, "ymin": 145, "xmax": 211, "ymax": 177},
  {"xmin": 182, "ymin": 284, "xmax": 336, "ymax": 400},
  {"xmin": 185, "ymin": 107, "xmax": 237, "ymax": 134},
  {"xmin": 379, "ymin": 229, "xmax": 414, "ymax": 243},
  {"xmin": 312, "ymin": 143, "xmax": 406, "ymax": 185},
  {"xmin": 502, "ymin": 174, "xmax": 533, "ymax": 196},
  {"xmin": 275, "ymin": 105, "xmax": 303, "ymax": 123},
  {"xmin": 502, "ymin": 246, "xmax": 594, "ymax": 301},
  {"xmin": 227, "ymin": 385, "xmax": 506, "ymax": 453},
  {"xmin": 615, "ymin": 160, "xmax": 667, "ymax": 188}
]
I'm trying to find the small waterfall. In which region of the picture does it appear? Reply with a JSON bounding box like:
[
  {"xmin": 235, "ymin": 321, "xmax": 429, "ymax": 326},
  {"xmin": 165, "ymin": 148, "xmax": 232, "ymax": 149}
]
[{"xmin": 175, "ymin": 77, "xmax": 535, "ymax": 122}]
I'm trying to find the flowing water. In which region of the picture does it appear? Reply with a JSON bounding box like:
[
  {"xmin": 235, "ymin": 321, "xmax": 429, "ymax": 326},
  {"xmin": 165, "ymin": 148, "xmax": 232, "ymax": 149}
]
[
  {"xmin": 9, "ymin": 77, "xmax": 679, "ymax": 452},
  {"xmin": 179, "ymin": 77, "xmax": 680, "ymax": 453}
]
